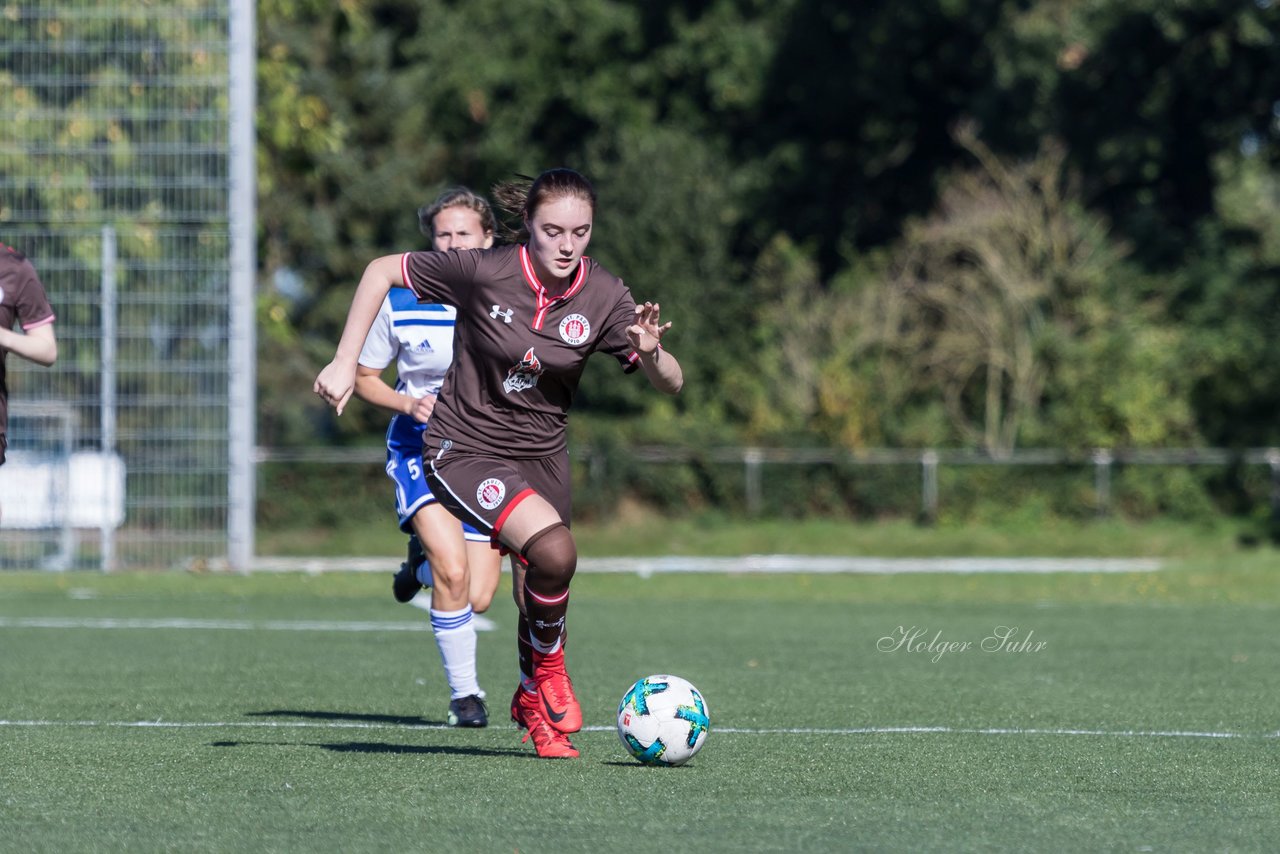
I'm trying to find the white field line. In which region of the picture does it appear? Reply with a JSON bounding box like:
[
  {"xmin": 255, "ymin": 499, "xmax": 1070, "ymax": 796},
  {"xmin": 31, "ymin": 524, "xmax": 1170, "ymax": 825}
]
[
  {"xmin": 252, "ymin": 556, "xmax": 1163, "ymax": 575},
  {"xmin": 0, "ymin": 616, "xmax": 436, "ymax": 632},
  {"xmin": 406, "ymin": 590, "xmax": 498, "ymax": 631},
  {"xmin": 0, "ymin": 614, "xmax": 499, "ymax": 633},
  {"xmin": 0, "ymin": 719, "xmax": 1274, "ymax": 740}
]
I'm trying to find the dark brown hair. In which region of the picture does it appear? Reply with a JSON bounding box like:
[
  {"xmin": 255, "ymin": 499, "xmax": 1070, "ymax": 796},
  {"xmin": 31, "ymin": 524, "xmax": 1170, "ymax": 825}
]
[{"xmin": 491, "ymin": 168, "xmax": 597, "ymax": 243}]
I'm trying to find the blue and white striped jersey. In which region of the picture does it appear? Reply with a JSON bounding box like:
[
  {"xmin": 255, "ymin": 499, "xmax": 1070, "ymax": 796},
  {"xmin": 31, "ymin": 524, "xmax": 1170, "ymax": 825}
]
[{"xmin": 357, "ymin": 286, "xmax": 457, "ymax": 399}]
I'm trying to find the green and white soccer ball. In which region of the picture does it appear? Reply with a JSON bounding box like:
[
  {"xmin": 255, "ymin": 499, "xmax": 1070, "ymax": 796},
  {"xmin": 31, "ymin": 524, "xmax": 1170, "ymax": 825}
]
[{"xmin": 616, "ymin": 674, "xmax": 710, "ymax": 766}]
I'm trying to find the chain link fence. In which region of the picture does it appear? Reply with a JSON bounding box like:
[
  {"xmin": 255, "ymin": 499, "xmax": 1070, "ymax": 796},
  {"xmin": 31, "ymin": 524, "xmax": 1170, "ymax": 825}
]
[
  {"xmin": 256, "ymin": 444, "xmax": 1280, "ymax": 534},
  {"xmin": 1, "ymin": 1, "xmax": 253, "ymax": 569}
]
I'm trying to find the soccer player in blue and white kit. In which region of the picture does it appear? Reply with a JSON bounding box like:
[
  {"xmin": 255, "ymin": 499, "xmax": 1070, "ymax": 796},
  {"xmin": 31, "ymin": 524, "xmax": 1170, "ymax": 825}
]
[{"xmin": 352, "ymin": 188, "xmax": 502, "ymax": 727}]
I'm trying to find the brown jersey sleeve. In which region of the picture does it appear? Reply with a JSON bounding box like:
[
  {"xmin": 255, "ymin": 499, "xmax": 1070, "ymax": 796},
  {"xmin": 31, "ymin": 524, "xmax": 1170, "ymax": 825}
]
[
  {"xmin": 8, "ymin": 253, "xmax": 55, "ymax": 329},
  {"xmin": 596, "ymin": 282, "xmax": 641, "ymax": 373},
  {"xmin": 400, "ymin": 248, "xmax": 482, "ymax": 306}
]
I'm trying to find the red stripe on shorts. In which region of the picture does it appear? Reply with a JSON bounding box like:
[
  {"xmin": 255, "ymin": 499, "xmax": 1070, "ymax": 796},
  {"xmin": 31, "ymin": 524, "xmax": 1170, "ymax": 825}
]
[{"xmin": 493, "ymin": 488, "xmax": 536, "ymax": 540}]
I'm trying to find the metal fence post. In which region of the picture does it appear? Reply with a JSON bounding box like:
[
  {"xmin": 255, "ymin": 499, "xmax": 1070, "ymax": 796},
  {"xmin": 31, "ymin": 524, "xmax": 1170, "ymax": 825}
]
[
  {"xmin": 921, "ymin": 450, "xmax": 939, "ymax": 524},
  {"xmin": 744, "ymin": 447, "xmax": 764, "ymax": 516},
  {"xmin": 101, "ymin": 226, "xmax": 117, "ymax": 572},
  {"xmin": 1268, "ymin": 448, "xmax": 1280, "ymax": 528},
  {"xmin": 1093, "ymin": 448, "xmax": 1113, "ymax": 516},
  {"xmin": 228, "ymin": 0, "xmax": 257, "ymax": 573}
]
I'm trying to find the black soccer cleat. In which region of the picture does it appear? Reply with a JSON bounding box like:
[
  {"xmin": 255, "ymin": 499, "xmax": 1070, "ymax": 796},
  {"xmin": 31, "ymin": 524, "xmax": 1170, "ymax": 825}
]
[
  {"xmin": 392, "ymin": 561, "xmax": 420, "ymax": 604},
  {"xmin": 392, "ymin": 535, "xmax": 428, "ymax": 603},
  {"xmin": 447, "ymin": 694, "xmax": 489, "ymax": 728}
]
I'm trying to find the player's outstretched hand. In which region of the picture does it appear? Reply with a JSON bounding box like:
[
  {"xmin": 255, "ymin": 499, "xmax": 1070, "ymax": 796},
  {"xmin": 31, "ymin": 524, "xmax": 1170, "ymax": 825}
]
[
  {"xmin": 627, "ymin": 301, "xmax": 671, "ymax": 355},
  {"xmin": 313, "ymin": 360, "xmax": 356, "ymax": 415}
]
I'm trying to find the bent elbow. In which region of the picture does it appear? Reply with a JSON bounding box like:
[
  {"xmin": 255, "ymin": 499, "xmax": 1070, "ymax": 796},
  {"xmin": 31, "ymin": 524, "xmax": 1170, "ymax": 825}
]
[{"xmin": 37, "ymin": 341, "xmax": 58, "ymax": 367}]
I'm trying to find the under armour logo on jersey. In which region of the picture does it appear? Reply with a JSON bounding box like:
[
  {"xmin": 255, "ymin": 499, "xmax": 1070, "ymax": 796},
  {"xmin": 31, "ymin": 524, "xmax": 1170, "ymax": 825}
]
[{"xmin": 490, "ymin": 305, "xmax": 514, "ymax": 323}]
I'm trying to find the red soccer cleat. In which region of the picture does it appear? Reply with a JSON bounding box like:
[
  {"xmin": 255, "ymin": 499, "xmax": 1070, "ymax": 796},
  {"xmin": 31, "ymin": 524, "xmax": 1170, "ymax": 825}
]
[
  {"xmin": 532, "ymin": 648, "xmax": 582, "ymax": 734},
  {"xmin": 513, "ymin": 685, "xmax": 578, "ymax": 758},
  {"xmin": 509, "ymin": 684, "xmax": 530, "ymax": 727}
]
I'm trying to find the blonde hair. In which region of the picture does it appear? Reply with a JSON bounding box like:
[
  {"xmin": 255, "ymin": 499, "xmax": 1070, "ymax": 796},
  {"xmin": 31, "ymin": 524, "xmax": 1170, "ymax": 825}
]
[{"xmin": 417, "ymin": 187, "xmax": 497, "ymax": 239}]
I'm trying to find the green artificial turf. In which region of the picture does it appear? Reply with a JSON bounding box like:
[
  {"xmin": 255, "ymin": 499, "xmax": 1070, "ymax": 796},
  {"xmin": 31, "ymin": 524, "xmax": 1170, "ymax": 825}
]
[{"xmin": 1, "ymin": 566, "xmax": 1277, "ymax": 852}]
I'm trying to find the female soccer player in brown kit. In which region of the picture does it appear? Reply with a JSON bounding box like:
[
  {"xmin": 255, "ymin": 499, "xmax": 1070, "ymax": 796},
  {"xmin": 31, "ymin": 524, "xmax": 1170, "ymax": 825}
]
[
  {"xmin": 0, "ymin": 243, "xmax": 58, "ymax": 524},
  {"xmin": 315, "ymin": 168, "xmax": 684, "ymax": 757}
]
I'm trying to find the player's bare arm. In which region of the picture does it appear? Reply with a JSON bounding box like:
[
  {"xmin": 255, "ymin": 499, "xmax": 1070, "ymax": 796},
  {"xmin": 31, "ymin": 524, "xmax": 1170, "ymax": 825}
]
[
  {"xmin": 0, "ymin": 322, "xmax": 57, "ymax": 366},
  {"xmin": 355, "ymin": 364, "xmax": 439, "ymax": 423},
  {"xmin": 314, "ymin": 254, "xmax": 404, "ymax": 414},
  {"xmin": 628, "ymin": 301, "xmax": 682, "ymax": 394},
  {"xmin": 354, "ymin": 364, "xmax": 421, "ymax": 418}
]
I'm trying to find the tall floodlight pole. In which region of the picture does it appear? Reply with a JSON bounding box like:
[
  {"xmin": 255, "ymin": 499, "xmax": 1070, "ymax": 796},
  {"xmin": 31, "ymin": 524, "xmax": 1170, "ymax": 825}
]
[{"xmin": 228, "ymin": 0, "xmax": 257, "ymax": 572}]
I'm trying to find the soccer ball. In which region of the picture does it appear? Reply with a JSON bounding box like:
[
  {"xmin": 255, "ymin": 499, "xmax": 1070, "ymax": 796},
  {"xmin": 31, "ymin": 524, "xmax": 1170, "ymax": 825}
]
[{"xmin": 616, "ymin": 674, "xmax": 710, "ymax": 766}]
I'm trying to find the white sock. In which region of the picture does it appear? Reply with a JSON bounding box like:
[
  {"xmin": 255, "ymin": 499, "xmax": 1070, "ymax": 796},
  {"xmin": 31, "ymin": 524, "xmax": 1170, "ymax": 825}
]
[{"xmin": 431, "ymin": 605, "xmax": 481, "ymax": 699}]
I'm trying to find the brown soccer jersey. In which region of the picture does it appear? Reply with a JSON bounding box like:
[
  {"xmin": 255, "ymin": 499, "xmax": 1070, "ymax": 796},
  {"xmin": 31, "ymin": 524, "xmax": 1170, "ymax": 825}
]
[
  {"xmin": 0, "ymin": 244, "xmax": 56, "ymax": 439},
  {"xmin": 402, "ymin": 243, "xmax": 639, "ymax": 458}
]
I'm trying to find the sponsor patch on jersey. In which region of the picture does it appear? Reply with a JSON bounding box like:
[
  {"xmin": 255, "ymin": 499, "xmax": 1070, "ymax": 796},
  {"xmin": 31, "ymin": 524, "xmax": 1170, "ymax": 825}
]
[
  {"xmin": 559, "ymin": 313, "xmax": 590, "ymax": 346},
  {"xmin": 502, "ymin": 347, "xmax": 543, "ymax": 394},
  {"xmin": 477, "ymin": 477, "xmax": 506, "ymax": 510}
]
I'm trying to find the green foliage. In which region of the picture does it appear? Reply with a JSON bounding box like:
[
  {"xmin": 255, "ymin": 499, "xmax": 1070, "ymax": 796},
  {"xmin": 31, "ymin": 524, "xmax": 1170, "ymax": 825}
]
[
  {"xmin": 734, "ymin": 131, "xmax": 1201, "ymax": 456},
  {"xmin": 1112, "ymin": 465, "xmax": 1220, "ymax": 521},
  {"xmin": 256, "ymin": 460, "xmax": 391, "ymax": 529},
  {"xmin": 578, "ymin": 124, "xmax": 745, "ymax": 416},
  {"xmin": 1175, "ymin": 155, "xmax": 1280, "ymax": 447},
  {"xmin": 254, "ymin": 0, "xmax": 1280, "ymax": 529},
  {"xmin": 738, "ymin": 0, "xmax": 1012, "ymax": 271},
  {"xmin": 1050, "ymin": 0, "xmax": 1280, "ymax": 265}
]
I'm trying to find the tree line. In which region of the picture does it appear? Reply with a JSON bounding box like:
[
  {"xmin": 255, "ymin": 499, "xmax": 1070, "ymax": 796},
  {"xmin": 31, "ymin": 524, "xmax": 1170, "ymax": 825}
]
[{"xmin": 257, "ymin": 0, "xmax": 1280, "ymax": 468}]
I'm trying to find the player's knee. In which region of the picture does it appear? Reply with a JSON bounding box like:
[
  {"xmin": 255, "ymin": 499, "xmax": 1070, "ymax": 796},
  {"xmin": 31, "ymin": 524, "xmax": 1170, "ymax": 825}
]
[
  {"xmin": 431, "ymin": 557, "xmax": 468, "ymax": 596},
  {"xmin": 470, "ymin": 588, "xmax": 495, "ymax": 614},
  {"xmin": 521, "ymin": 523, "xmax": 577, "ymax": 588}
]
